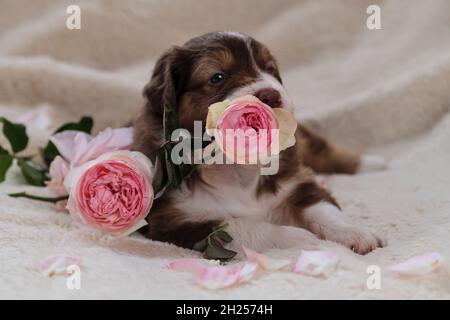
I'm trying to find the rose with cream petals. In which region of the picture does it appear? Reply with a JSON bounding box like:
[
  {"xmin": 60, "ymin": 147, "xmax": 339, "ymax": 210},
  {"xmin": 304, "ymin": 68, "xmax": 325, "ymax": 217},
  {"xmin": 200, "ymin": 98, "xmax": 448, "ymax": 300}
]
[
  {"xmin": 64, "ymin": 151, "xmax": 154, "ymax": 237},
  {"xmin": 206, "ymin": 95, "xmax": 297, "ymax": 164}
]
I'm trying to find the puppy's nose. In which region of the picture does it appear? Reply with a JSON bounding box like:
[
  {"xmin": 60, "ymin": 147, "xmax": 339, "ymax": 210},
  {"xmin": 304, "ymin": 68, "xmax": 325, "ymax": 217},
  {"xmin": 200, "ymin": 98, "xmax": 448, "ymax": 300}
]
[{"xmin": 255, "ymin": 88, "xmax": 282, "ymax": 108}]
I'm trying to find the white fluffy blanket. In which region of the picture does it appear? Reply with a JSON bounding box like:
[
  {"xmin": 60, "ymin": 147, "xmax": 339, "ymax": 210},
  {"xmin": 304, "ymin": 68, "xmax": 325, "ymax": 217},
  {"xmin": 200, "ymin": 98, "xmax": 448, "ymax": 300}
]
[{"xmin": 1, "ymin": 0, "xmax": 449, "ymax": 299}]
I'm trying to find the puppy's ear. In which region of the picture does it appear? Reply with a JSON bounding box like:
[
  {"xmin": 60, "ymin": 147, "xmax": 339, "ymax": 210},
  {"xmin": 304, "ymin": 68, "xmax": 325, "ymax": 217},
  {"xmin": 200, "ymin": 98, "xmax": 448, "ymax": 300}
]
[
  {"xmin": 143, "ymin": 47, "xmax": 192, "ymax": 118},
  {"xmin": 133, "ymin": 47, "xmax": 192, "ymax": 158}
]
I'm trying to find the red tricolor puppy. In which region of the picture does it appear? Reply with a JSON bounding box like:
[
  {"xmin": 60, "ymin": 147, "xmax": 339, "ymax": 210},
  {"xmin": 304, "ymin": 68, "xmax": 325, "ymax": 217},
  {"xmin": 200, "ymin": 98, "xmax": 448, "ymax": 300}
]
[{"xmin": 133, "ymin": 32, "xmax": 387, "ymax": 254}]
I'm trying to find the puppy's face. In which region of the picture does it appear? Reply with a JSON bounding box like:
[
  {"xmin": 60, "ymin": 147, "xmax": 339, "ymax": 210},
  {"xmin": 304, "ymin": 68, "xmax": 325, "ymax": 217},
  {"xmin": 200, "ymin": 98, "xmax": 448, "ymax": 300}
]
[{"xmin": 143, "ymin": 32, "xmax": 293, "ymax": 133}]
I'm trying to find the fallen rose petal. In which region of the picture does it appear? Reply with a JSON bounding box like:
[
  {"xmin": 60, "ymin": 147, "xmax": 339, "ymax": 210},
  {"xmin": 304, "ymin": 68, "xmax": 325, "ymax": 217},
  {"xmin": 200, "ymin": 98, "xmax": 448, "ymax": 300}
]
[
  {"xmin": 196, "ymin": 262, "xmax": 258, "ymax": 290},
  {"xmin": 167, "ymin": 259, "xmax": 204, "ymax": 273},
  {"xmin": 388, "ymin": 252, "xmax": 443, "ymax": 276},
  {"xmin": 166, "ymin": 258, "xmax": 219, "ymax": 273},
  {"xmin": 167, "ymin": 259, "xmax": 257, "ymax": 290},
  {"xmin": 243, "ymin": 246, "xmax": 290, "ymax": 271},
  {"xmin": 34, "ymin": 255, "xmax": 82, "ymax": 277},
  {"xmin": 293, "ymin": 250, "xmax": 339, "ymax": 277},
  {"xmin": 235, "ymin": 262, "xmax": 258, "ymax": 283}
]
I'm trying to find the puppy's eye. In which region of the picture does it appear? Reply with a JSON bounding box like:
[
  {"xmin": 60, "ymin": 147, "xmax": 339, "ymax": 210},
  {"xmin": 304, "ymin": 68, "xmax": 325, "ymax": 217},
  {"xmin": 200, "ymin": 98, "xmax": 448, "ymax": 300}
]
[
  {"xmin": 210, "ymin": 73, "xmax": 225, "ymax": 84},
  {"xmin": 266, "ymin": 65, "xmax": 277, "ymax": 75}
]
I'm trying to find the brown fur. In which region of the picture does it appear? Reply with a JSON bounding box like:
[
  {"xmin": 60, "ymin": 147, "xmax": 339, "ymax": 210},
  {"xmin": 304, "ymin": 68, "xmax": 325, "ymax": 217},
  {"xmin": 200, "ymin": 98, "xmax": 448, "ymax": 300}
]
[
  {"xmin": 133, "ymin": 32, "xmax": 362, "ymax": 250},
  {"xmin": 297, "ymin": 125, "xmax": 361, "ymax": 174},
  {"xmin": 142, "ymin": 196, "xmax": 222, "ymax": 248}
]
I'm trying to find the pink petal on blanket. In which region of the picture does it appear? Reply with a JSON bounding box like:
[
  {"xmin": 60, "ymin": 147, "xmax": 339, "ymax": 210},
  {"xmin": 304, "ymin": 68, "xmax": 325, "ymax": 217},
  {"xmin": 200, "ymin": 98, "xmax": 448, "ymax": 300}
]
[
  {"xmin": 388, "ymin": 252, "xmax": 443, "ymax": 276},
  {"xmin": 167, "ymin": 258, "xmax": 257, "ymax": 289},
  {"xmin": 293, "ymin": 250, "xmax": 339, "ymax": 277},
  {"xmin": 196, "ymin": 263, "xmax": 258, "ymax": 290},
  {"xmin": 34, "ymin": 255, "xmax": 82, "ymax": 277},
  {"xmin": 166, "ymin": 258, "xmax": 218, "ymax": 273},
  {"xmin": 243, "ymin": 246, "xmax": 290, "ymax": 271}
]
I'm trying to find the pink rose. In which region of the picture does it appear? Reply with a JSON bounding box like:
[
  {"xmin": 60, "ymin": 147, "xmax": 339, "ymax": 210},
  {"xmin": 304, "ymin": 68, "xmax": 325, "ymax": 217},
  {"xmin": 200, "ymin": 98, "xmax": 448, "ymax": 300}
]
[
  {"xmin": 46, "ymin": 127, "xmax": 133, "ymax": 195},
  {"xmin": 64, "ymin": 151, "xmax": 154, "ymax": 237},
  {"xmin": 206, "ymin": 95, "xmax": 297, "ymax": 164}
]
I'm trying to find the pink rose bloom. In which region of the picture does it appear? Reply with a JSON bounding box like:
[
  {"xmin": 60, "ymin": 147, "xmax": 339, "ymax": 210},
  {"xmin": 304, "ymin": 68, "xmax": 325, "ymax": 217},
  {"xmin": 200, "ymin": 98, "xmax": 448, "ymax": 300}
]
[
  {"xmin": 64, "ymin": 151, "xmax": 154, "ymax": 237},
  {"xmin": 46, "ymin": 127, "xmax": 133, "ymax": 195},
  {"xmin": 206, "ymin": 95, "xmax": 297, "ymax": 164}
]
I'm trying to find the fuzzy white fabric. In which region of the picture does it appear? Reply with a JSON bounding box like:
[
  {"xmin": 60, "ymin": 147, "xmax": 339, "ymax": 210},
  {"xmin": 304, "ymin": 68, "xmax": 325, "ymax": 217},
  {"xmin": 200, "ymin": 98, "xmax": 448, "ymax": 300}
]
[{"xmin": 1, "ymin": 0, "xmax": 450, "ymax": 299}]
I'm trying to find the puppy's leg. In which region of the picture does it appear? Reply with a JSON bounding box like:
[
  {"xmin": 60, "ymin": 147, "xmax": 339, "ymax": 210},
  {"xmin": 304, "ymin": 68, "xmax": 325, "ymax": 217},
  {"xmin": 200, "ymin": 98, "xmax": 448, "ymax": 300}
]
[
  {"xmin": 142, "ymin": 198, "xmax": 318, "ymax": 253},
  {"xmin": 297, "ymin": 125, "xmax": 387, "ymax": 174},
  {"xmin": 141, "ymin": 218, "xmax": 222, "ymax": 250},
  {"xmin": 140, "ymin": 197, "xmax": 222, "ymax": 249},
  {"xmin": 224, "ymin": 217, "xmax": 318, "ymax": 253},
  {"xmin": 285, "ymin": 180, "xmax": 386, "ymax": 254}
]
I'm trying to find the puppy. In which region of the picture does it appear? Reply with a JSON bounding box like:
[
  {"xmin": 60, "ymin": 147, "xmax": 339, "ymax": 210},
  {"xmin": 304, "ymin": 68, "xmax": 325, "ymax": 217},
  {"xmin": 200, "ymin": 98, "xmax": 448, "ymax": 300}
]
[{"xmin": 133, "ymin": 32, "xmax": 386, "ymax": 255}]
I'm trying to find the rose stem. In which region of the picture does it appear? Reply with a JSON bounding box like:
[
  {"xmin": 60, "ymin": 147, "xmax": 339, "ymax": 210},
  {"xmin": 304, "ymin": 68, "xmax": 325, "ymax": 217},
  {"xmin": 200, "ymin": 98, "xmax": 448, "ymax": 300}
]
[{"xmin": 8, "ymin": 192, "xmax": 69, "ymax": 203}]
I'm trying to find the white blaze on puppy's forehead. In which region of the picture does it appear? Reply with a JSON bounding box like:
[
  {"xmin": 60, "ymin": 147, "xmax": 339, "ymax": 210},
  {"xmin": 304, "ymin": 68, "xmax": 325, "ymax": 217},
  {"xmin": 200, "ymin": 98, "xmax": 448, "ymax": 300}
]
[{"xmin": 226, "ymin": 72, "xmax": 294, "ymax": 111}]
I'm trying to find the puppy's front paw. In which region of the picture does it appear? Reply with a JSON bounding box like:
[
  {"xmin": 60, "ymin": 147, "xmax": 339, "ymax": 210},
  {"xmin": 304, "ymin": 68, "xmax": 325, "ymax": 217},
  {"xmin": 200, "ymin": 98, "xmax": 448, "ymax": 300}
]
[
  {"xmin": 334, "ymin": 225, "xmax": 387, "ymax": 255},
  {"xmin": 358, "ymin": 155, "xmax": 388, "ymax": 173}
]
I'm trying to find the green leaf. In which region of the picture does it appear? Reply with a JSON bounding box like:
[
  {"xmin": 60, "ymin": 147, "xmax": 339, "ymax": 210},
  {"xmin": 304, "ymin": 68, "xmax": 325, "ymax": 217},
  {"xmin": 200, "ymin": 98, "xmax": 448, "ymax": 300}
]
[
  {"xmin": 204, "ymin": 244, "xmax": 237, "ymax": 261},
  {"xmin": 17, "ymin": 159, "xmax": 48, "ymax": 186},
  {"xmin": 0, "ymin": 146, "xmax": 13, "ymax": 182},
  {"xmin": 54, "ymin": 116, "xmax": 93, "ymax": 134},
  {"xmin": 41, "ymin": 142, "xmax": 59, "ymax": 167},
  {"xmin": 0, "ymin": 117, "xmax": 29, "ymax": 154},
  {"xmin": 193, "ymin": 238, "xmax": 208, "ymax": 252},
  {"xmin": 212, "ymin": 223, "xmax": 229, "ymax": 232},
  {"xmin": 209, "ymin": 236, "xmax": 223, "ymax": 248},
  {"xmin": 41, "ymin": 116, "xmax": 94, "ymax": 167},
  {"xmin": 215, "ymin": 230, "xmax": 233, "ymax": 243}
]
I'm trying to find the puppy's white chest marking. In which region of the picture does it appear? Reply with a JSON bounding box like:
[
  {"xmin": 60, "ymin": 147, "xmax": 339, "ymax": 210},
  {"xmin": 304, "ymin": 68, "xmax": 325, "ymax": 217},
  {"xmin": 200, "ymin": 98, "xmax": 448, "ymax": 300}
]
[
  {"xmin": 172, "ymin": 166, "xmax": 279, "ymax": 222},
  {"xmin": 171, "ymin": 165, "xmax": 299, "ymax": 224}
]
